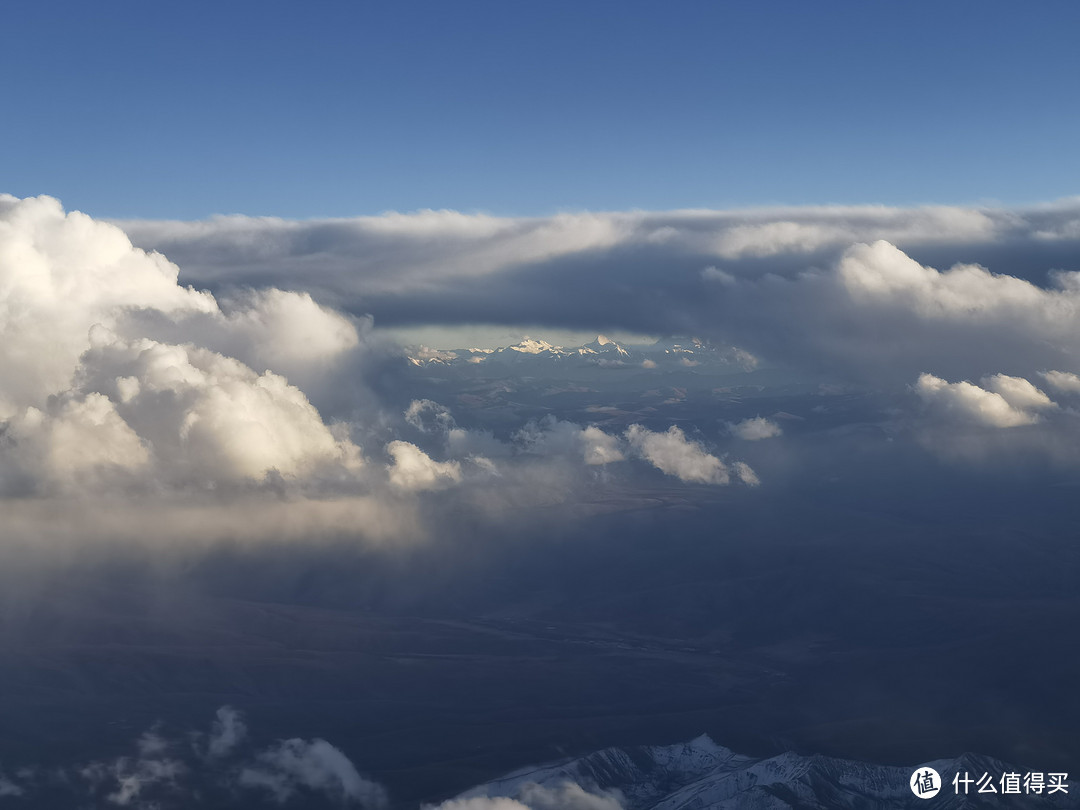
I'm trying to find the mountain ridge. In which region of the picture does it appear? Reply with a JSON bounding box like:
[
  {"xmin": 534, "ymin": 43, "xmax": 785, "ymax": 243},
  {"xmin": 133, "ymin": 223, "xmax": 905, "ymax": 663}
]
[{"xmin": 457, "ymin": 735, "xmax": 1078, "ymax": 809}]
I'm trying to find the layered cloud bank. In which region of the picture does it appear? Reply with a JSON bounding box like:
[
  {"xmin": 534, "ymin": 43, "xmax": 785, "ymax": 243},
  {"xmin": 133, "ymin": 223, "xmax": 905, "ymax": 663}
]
[
  {"xmin": 0, "ymin": 195, "xmax": 764, "ymax": 546},
  {"xmin": 119, "ymin": 200, "xmax": 1080, "ymax": 299},
  {"xmin": 119, "ymin": 198, "xmax": 1080, "ymax": 380},
  {"xmin": 116, "ymin": 196, "xmax": 1080, "ymax": 471},
  {"xmin": 6, "ymin": 192, "xmax": 1080, "ymax": 545}
]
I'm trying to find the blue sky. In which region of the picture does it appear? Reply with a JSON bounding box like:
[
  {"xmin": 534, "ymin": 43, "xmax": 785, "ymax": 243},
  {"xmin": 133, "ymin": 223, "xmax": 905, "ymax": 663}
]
[{"xmin": 4, "ymin": 0, "xmax": 1079, "ymax": 219}]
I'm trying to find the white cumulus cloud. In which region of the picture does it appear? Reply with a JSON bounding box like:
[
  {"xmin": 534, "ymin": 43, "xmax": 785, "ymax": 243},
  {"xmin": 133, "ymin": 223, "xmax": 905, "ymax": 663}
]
[
  {"xmin": 0, "ymin": 194, "xmax": 366, "ymax": 501},
  {"xmin": 1040, "ymin": 369, "xmax": 1080, "ymax": 394},
  {"xmin": 729, "ymin": 417, "xmax": 783, "ymax": 441},
  {"xmin": 515, "ymin": 418, "xmax": 625, "ymax": 467},
  {"xmin": 624, "ymin": 425, "xmax": 738, "ymax": 485},
  {"xmin": 982, "ymin": 373, "xmax": 1056, "ymax": 413},
  {"xmin": 914, "ymin": 373, "xmax": 1050, "ymax": 428},
  {"xmin": 239, "ymin": 738, "xmax": 388, "ymax": 809},
  {"xmin": 432, "ymin": 780, "xmax": 623, "ymax": 810},
  {"xmin": 386, "ymin": 441, "xmax": 462, "ymax": 491}
]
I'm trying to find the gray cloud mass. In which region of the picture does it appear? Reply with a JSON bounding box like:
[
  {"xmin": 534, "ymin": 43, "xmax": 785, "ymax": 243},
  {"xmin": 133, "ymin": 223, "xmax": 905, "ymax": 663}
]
[
  {"xmin": 117, "ymin": 198, "xmax": 1080, "ymax": 383},
  {"xmin": 113, "ymin": 196, "xmax": 1080, "ymax": 474},
  {"xmin": 0, "ymin": 194, "xmax": 767, "ymax": 551},
  {"xmin": 6, "ymin": 192, "xmax": 1080, "ymax": 552}
]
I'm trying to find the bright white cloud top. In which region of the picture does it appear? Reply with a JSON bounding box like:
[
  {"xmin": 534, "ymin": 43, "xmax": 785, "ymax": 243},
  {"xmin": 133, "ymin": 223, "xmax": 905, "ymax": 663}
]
[
  {"xmin": 914, "ymin": 374, "xmax": 1045, "ymax": 429},
  {"xmin": 0, "ymin": 195, "xmax": 363, "ymax": 497}
]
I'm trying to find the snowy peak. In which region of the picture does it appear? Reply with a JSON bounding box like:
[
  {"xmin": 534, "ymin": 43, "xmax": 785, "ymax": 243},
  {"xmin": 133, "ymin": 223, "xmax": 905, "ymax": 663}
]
[
  {"xmin": 505, "ymin": 337, "xmax": 562, "ymax": 355},
  {"xmin": 456, "ymin": 736, "xmax": 1077, "ymax": 809},
  {"xmin": 652, "ymin": 336, "xmax": 704, "ymax": 353},
  {"xmin": 405, "ymin": 334, "xmax": 758, "ymax": 371},
  {"xmin": 585, "ymin": 335, "xmax": 631, "ymax": 356}
]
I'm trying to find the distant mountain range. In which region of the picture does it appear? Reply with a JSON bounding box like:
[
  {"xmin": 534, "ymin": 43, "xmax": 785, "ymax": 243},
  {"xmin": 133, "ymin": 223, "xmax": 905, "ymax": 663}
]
[
  {"xmin": 457, "ymin": 734, "xmax": 1077, "ymax": 809},
  {"xmin": 407, "ymin": 336, "xmax": 758, "ymax": 371}
]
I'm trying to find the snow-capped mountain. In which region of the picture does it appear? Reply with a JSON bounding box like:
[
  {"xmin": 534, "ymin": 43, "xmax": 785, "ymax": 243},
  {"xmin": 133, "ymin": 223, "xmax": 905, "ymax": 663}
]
[
  {"xmin": 406, "ymin": 335, "xmax": 756, "ymax": 371},
  {"xmin": 585, "ymin": 334, "xmax": 632, "ymax": 357},
  {"xmin": 456, "ymin": 735, "xmax": 1077, "ymax": 809},
  {"xmin": 502, "ymin": 337, "xmax": 566, "ymax": 355},
  {"xmin": 405, "ymin": 335, "xmax": 635, "ymax": 368}
]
